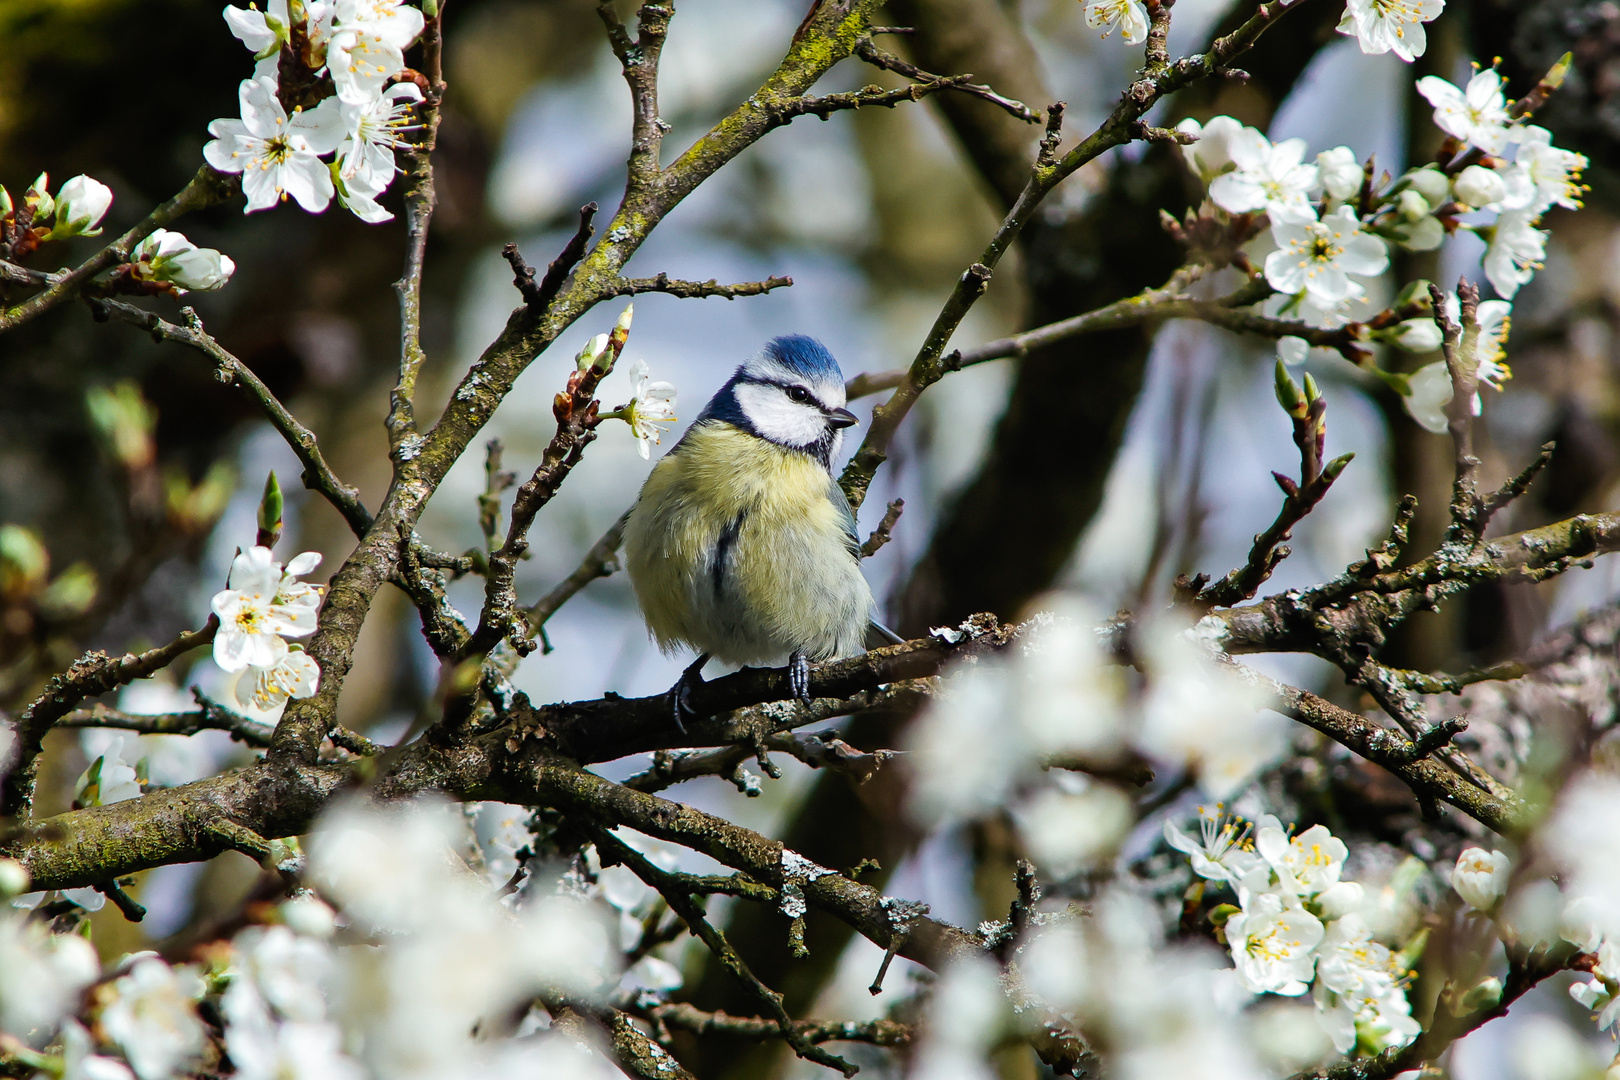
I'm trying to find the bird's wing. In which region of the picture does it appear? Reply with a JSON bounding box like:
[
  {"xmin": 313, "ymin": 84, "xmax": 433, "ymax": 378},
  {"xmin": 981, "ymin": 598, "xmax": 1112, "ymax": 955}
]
[{"xmin": 827, "ymin": 473, "xmax": 862, "ymax": 561}]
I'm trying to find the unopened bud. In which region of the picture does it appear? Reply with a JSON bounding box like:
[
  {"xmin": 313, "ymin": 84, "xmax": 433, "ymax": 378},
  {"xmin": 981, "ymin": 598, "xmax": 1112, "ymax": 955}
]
[
  {"xmin": 1388, "ymin": 318, "xmax": 1444, "ymax": 353},
  {"xmin": 1322, "ymin": 452, "xmax": 1355, "ymax": 481},
  {"xmin": 257, "ymin": 471, "xmax": 284, "ymax": 548},
  {"xmin": 605, "ymin": 301, "xmax": 634, "ymax": 367},
  {"xmin": 1400, "ymin": 166, "xmax": 1450, "ymax": 206},
  {"xmin": 1396, "ymin": 189, "xmax": 1431, "ymax": 223},
  {"xmin": 575, "ymin": 332, "xmax": 609, "ymax": 373},
  {"xmin": 1460, "ymin": 976, "xmax": 1503, "ymax": 1012},
  {"xmin": 25, "ymin": 172, "xmax": 52, "ymax": 212},
  {"xmin": 1302, "ymin": 371, "xmax": 1322, "ymax": 404},
  {"xmin": 1544, "ymin": 52, "xmax": 1572, "ymax": 91},
  {"xmin": 50, "ymin": 175, "xmax": 113, "ymax": 239},
  {"xmin": 0, "ymin": 186, "xmax": 12, "ymax": 215},
  {"xmin": 1452, "ymin": 165, "xmax": 1505, "ymax": 209},
  {"xmin": 1274, "ymin": 360, "xmax": 1307, "ymax": 418}
]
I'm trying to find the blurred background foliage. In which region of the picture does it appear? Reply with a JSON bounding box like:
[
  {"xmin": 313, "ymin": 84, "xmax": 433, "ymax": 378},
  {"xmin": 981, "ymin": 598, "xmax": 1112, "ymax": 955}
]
[{"xmin": 7, "ymin": 0, "xmax": 1620, "ymax": 1074}]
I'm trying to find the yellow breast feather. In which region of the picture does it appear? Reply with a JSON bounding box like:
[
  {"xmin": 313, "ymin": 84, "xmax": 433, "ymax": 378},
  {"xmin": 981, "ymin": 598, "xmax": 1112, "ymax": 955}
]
[{"xmin": 624, "ymin": 423, "xmax": 872, "ymax": 665}]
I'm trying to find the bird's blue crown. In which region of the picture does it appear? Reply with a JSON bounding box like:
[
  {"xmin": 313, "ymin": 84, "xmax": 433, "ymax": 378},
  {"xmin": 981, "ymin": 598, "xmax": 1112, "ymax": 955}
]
[{"xmin": 758, "ymin": 334, "xmax": 843, "ymax": 383}]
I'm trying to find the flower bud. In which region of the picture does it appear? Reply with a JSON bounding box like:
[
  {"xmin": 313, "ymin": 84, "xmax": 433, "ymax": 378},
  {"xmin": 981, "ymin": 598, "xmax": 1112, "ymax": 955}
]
[
  {"xmin": 25, "ymin": 172, "xmax": 53, "ymax": 221},
  {"xmin": 1452, "ymin": 847, "xmax": 1511, "ymax": 914},
  {"xmin": 1460, "ymin": 976, "xmax": 1503, "ymax": 1012},
  {"xmin": 0, "ymin": 186, "xmax": 12, "ymax": 215},
  {"xmin": 575, "ymin": 332, "xmax": 610, "ymax": 373},
  {"xmin": 281, "ymin": 893, "xmax": 337, "ymax": 938},
  {"xmin": 1395, "ymin": 216, "xmax": 1444, "ymax": 252},
  {"xmin": 1393, "ymin": 279, "xmax": 1435, "ymax": 309},
  {"xmin": 50, "ymin": 175, "xmax": 113, "ymax": 238},
  {"xmin": 1389, "ymin": 318, "xmax": 1443, "ymax": 352},
  {"xmin": 1400, "ymin": 166, "xmax": 1450, "ymax": 206},
  {"xmin": 1316, "ymin": 146, "xmax": 1362, "ymax": 201},
  {"xmin": 1274, "ymin": 359, "xmax": 1307, "ymax": 418},
  {"xmin": 1396, "ymin": 189, "xmax": 1431, "ymax": 223},
  {"xmin": 1452, "ymin": 165, "xmax": 1506, "ymax": 209},
  {"xmin": 258, "ymin": 470, "xmax": 284, "ymax": 548},
  {"xmin": 129, "ymin": 229, "xmax": 236, "ymax": 292}
]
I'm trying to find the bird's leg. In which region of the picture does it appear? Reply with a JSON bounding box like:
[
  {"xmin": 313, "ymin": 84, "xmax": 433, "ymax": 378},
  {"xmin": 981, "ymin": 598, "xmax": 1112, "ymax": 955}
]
[
  {"xmin": 788, "ymin": 650, "xmax": 812, "ymax": 705},
  {"xmin": 668, "ymin": 653, "xmax": 710, "ymax": 734}
]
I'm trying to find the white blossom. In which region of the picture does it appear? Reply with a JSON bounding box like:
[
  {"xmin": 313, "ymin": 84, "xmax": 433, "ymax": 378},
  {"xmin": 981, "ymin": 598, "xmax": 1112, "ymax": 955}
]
[
  {"xmin": 98, "ymin": 959, "xmax": 205, "ymax": 1080},
  {"xmin": 621, "ymin": 955, "xmax": 684, "ymax": 996},
  {"xmin": 1256, "ymin": 822, "xmax": 1348, "ymax": 898},
  {"xmin": 1225, "ymin": 891, "xmax": 1325, "ymax": 996},
  {"xmin": 74, "ymin": 734, "xmax": 141, "ymax": 807},
  {"xmin": 1139, "ymin": 618, "xmax": 1285, "ymax": 797},
  {"xmin": 1501, "ymin": 125, "xmax": 1587, "ymax": 215},
  {"xmin": 1481, "ymin": 208, "xmax": 1547, "ymax": 300},
  {"xmin": 1545, "ymin": 774, "xmax": 1620, "ymax": 944},
  {"xmin": 1417, "ymin": 69, "xmax": 1513, "ymax": 154},
  {"xmin": 1264, "ymin": 205, "xmax": 1388, "ymax": 307},
  {"xmin": 1336, "ymin": 0, "xmax": 1443, "ymax": 61},
  {"xmin": 211, "ymin": 547, "xmax": 321, "ymax": 672},
  {"xmin": 224, "ymin": 0, "xmax": 332, "ymax": 70},
  {"xmin": 1082, "ymin": 0, "xmax": 1149, "ymax": 44},
  {"xmin": 326, "ymin": 0, "xmax": 424, "ymax": 104},
  {"xmin": 229, "ymin": 1017, "xmax": 362, "ymax": 1080},
  {"xmin": 1178, "ymin": 116, "xmax": 1244, "ymax": 182},
  {"xmin": 226, "ymin": 925, "xmax": 332, "ymax": 1024},
  {"xmin": 619, "ymin": 360, "xmax": 678, "ymax": 460},
  {"xmin": 129, "ymin": 229, "xmax": 236, "ymax": 292},
  {"xmin": 1209, "ymin": 127, "xmax": 1319, "ymax": 225},
  {"xmin": 50, "ymin": 175, "xmax": 113, "ymax": 238},
  {"xmin": 336, "ymin": 81, "xmax": 422, "ymax": 193},
  {"xmin": 232, "ymin": 649, "xmax": 321, "ymax": 719},
  {"xmin": 1403, "ymin": 361, "xmax": 1453, "ymax": 434},
  {"xmin": 1315, "ymin": 146, "xmax": 1362, "ymax": 201},
  {"xmin": 0, "ymin": 915, "xmax": 100, "ymax": 1040},
  {"xmin": 204, "ymin": 77, "xmax": 343, "ymax": 213},
  {"xmin": 1451, "ymin": 847, "xmax": 1511, "ymax": 912},
  {"xmin": 1164, "ymin": 806, "xmax": 1261, "ymax": 883},
  {"xmin": 59, "ymin": 1020, "xmax": 136, "ymax": 1080}
]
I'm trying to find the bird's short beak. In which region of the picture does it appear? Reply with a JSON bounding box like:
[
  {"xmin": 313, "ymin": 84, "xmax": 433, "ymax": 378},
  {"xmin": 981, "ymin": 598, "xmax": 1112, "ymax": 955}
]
[{"xmin": 826, "ymin": 407, "xmax": 859, "ymax": 429}]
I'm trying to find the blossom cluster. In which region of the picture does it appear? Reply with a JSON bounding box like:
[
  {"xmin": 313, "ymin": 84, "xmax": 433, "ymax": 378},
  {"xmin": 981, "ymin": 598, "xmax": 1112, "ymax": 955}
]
[
  {"xmin": 0, "ymin": 799, "xmax": 629, "ymax": 1080},
  {"xmin": 1081, "ymin": 0, "xmax": 1444, "ymax": 55},
  {"xmin": 1166, "ymin": 811, "xmax": 1420, "ymax": 1055},
  {"xmin": 907, "ymin": 603, "xmax": 1287, "ymax": 878},
  {"xmin": 1178, "ymin": 65, "xmax": 1585, "ymax": 435},
  {"xmin": 205, "ymin": 0, "xmax": 426, "ymax": 219},
  {"xmin": 0, "ymin": 176, "xmax": 233, "ymax": 292},
  {"xmin": 210, "ymin": 546, "xmax": 325, "ymax": 721}
]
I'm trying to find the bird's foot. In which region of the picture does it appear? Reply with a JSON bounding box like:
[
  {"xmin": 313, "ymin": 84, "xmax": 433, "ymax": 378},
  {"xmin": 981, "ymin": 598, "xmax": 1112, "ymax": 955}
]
[
  {"xmin": 668, "ymin": 653, "xmax": 710, "ymax": 734},
  {"xmin": 788, "ymin": 650, "xmax": 812, "ymax": 705}
]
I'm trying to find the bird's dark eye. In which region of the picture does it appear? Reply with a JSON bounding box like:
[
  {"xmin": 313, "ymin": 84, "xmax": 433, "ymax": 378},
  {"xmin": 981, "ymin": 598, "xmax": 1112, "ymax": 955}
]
[{"xmin": 785, "ymin": 385, "xmax": 813, "ymax": 404}]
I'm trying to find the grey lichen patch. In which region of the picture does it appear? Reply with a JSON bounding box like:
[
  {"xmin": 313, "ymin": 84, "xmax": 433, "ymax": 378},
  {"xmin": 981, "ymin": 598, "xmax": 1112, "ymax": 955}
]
[
  {"xmin": 780, "ymin": 848, "xmax": 831, "ymax": 881},
  {"xmin": 879, "ymin": 895, "xmax": 929, "ymax": 935}
]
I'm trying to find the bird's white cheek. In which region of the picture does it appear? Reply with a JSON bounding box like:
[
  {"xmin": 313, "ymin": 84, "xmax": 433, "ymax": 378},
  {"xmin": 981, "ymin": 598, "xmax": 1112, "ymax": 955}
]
[{"xmin": 734, "ymin": 383, "xmax": 825, "ymax": 446}]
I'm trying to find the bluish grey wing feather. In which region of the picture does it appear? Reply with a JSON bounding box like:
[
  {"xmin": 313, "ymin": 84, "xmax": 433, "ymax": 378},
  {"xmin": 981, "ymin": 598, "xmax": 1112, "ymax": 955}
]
[
  {"xmin": 866, "ymin": 620, "xmax": 904, "ymax": 647},
  {"xmin": 827, "ymin": 474, "xmax": 862, "ymax": 561}
]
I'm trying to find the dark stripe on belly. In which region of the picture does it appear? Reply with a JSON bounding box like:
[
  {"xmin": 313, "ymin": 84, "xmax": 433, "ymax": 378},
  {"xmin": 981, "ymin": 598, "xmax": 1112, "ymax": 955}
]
[{"xmin": 712, "ymin": 508, "xmax": 748, "ymax": 598}]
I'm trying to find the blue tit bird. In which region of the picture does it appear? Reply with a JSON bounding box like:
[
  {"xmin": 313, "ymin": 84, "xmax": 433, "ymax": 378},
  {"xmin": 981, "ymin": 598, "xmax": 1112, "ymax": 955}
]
[{"xmin": 624, "ymin": 334, "xmax": 901, "ymax": 728}]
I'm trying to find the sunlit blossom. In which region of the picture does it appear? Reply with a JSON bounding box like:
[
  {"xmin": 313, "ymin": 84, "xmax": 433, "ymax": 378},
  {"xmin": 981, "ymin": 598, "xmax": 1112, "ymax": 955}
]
[
  {"xmin": 618, "ymin": 360, "xmax": 678, "ymax": 459},
  {"xmin": 1082, "ymin": 0, "xmax": 1150, "ymax": 44},
  {"xmin": 1264, "ymin": 206, "xmax": 1389, "ymax": 307},
  {"xmin": 1225, "ymin": 891, "xmax": 1325, "ymax": 995},
  {"xmin": 1417, "ymin": 69, "xmax": 1513, "ymax": 154},
  {"xmin": 1337, "ymin": 0, "xmax": 1443, "ymax": 61},
  {"xmin": 1209, "ymin": 127, "xmax": 1320, "ymax": 225},
  {"xmin": 1164, "ymin": 805, "xmax": 1261, "ymax": 883},
  {"xmin": 204, "ymin": 77, "xmax": 343, "ymax": 213}
]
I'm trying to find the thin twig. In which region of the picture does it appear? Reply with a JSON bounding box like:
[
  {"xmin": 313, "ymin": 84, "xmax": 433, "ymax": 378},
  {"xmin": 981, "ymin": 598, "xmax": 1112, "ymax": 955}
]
[{"xmin": 853, "ymin": 38, "xmax": 1039, "ymax": 121}]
